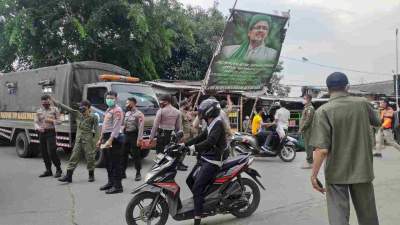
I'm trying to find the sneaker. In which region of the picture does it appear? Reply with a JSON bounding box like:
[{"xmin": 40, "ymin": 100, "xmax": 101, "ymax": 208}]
[{"xmin": 135, "ymin": 173, "xmax": 142, "ymax": 181}]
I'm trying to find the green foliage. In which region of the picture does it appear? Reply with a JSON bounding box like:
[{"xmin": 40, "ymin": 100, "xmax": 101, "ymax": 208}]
[{"xmin": 0, "ymin": 0, "xmax": 221, "ymax": 81}]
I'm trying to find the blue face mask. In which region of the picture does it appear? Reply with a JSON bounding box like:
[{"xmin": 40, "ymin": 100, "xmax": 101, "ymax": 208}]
[{"xmin": 106, "ymin": 99, "xmax": 115, "ymax": 107}]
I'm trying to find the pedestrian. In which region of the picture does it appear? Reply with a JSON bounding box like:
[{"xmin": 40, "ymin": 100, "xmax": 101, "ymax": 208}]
[
  {"xmin": 242, "ymin": 115, "xmax": 250, "ymax": 132},
  {"xmin": 96, "ymin": 91, "xmax": 124, "ymax": 194},
  {"xmin": 35, "ymin": 95, "xmax": 62, "ymax": 178},
  {"xmin": 299, "ymin": 94, "xmax": 315, "ymax": 169},
  {"xmin": 150, "ymin": 94, "xmax": 182, "ymax": 154},
  {"xmin": 180, "ymin": 100, "xmax": 195, "ymax": 142},
  {"xmin": 122, "ymin": 97, "xmax": 144, "ymax": 181},
  {"xmin": 310, "ymin": 72, "xmax": 380, "ymax": 225},
  {"xmin": 55, "ymin": 98, "xmax": 99, "ymax": 183},
  {"xmin": 373, "ymin": 99, "xmax": 400, "ymax": 157}
]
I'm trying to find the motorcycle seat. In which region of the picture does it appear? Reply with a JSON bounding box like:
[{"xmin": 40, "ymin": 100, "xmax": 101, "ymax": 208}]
[{"xmin": 220, "ymin": 154, "xmax": 248, "ymax": 171}]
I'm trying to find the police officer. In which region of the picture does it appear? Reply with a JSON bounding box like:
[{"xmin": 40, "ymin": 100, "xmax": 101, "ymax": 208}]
[
  {"xmin": 35, "ymin": 95, "xmax": 62, "ymax": 178},
  {"xmin": 149, "ymin": 94, "xmax": 182, "ymax": 154},
  {"xmin": 96, "ymin": 91, "xmax": 124, "ymax": 194},
  {"xmin": 122, "ymin": 97, "xmax": 144, "ymax": 181},
  {"xmin": 299, "ymin": 94, "xmax": 315, "ymax": 169},
  {"xmin": 54, "ymin": 98, "xmax": 99, "ymax": 183},
  {"xmin": 181, "ymin": 98, "xmax": 228, "ymax": 225},
  {"xmin": 310, "ymin": 72, "xmax": 380, "ymax": 225}
]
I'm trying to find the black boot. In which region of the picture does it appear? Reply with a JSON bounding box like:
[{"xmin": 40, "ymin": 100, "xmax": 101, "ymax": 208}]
[
  {"xmin": 39, "ymin": 169, "xmax": 52, "ymax": 178},
  {"xmin": 99, "ymin": 182, "xmax": 113, "ymax": 191},
  {"xmin": 54, "ymin": 168, "xmax": 62, "ymax": 178},
  {"xmin": 177, "ymin": 162, "xmax": 188, "ymax": 171},
  {"xmin": 88, "ymin": 170, "xmax": 95, "ymax": 182},
  {"xmin": 58, "ymin": 170, "xmax": 73, "ymax": 183},
  {"xmin": 106, "ymin": 180, "xmax": 123, "ymax": 194},
  {"xmin": 135, "ymin": 171, "xmax": 141, "ymax": 181},
  {"xmin": 194, "ymin": 218, "xmax": 201, "ymax": 225}
]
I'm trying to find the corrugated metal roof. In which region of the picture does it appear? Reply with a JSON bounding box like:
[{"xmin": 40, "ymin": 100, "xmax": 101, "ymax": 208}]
[{"xmin": 349, "ymin": 80, "xmax": 394, "ymax": 96}]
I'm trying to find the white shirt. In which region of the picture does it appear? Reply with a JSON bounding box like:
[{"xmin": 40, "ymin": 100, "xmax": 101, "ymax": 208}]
[{"xmin": 275, "ymin": 107, "xmax": 290, "ymax": 138}]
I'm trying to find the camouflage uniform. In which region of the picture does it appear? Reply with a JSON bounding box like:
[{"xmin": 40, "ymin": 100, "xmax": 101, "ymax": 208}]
[
  {"xmin": 299, "ymin": 103, "xmax": 315, "ymax": 164},
  {"xmin": 54, "ymin": 101, "xmax": 99, "ymax": 171}
]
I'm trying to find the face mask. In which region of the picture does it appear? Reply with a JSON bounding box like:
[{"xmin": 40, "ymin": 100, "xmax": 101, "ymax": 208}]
[
  {"xmin": 125, "ymin": 105, "xmax": 132, "ymax": 111},
  {"xmin": 302, "ymin": 100, "xmax": 307, "ymax": 105},
  {"xmin": 42, "ymin": 103, "xmax": 50, "ymax": 109},
  {"xmin": 106, "ymin": 99, "xmax": 115, "ymax": 107},
  {"xmin": 160, "ymin": 102, "xmax": 166, "ymax": 108},
  {"xmin": 79, "ymin": 106, "xmax": 87, "ymax": 113}
]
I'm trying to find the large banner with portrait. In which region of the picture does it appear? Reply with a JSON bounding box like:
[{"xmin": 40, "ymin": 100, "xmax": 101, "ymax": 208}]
[{"xmin": 206, "ymin": 9, "xmax": 289, "ymax": 91}]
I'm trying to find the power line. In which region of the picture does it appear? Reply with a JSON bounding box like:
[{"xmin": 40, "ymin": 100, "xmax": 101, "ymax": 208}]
[{"xmin": 281, "ymin": 56, "xmax": 394, "ymax": 77}]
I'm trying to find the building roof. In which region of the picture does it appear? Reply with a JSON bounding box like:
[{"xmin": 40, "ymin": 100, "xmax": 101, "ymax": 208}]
[
  {"xmin": 146, "ymin": 80, "xmax": 202, "ymax": 91},
  {"xmin": 349, "ymin": 80, "xmax": 394, "ymax": 96}
]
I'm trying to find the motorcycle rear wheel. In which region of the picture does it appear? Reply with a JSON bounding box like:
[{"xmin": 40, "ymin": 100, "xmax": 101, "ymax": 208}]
[
  {"xmin": 279, "ymin": 145, "xmax": 296, "ymax": 162},
  {"xmin": 231, "ymin": 178, "xmax": 261, "ymax": 218},
  {"xmin": 125, "ymin": 192, "xmax": 169, "ymax": 225}
]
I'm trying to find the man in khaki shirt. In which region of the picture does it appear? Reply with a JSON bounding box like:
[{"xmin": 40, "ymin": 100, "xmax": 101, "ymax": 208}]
[{"xmin": 310, "ymin": 72, "xmax": 380, "ymax": 225}]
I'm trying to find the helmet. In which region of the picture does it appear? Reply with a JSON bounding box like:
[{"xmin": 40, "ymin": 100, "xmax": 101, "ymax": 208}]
[{"xmin": 198, "ymin": 98, "xmax": 221, "ymax": 119}]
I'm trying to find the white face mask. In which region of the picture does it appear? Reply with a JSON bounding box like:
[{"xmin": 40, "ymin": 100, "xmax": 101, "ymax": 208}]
[{"xmin": 302, "ymin": 99, "xmax": 307, "ymax": 105}]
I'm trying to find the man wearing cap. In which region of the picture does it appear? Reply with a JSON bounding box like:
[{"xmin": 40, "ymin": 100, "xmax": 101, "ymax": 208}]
[
  {"xmin": 53, "ymin": 98, "xmax": 99, "ymax": 183},
  {"xmin": 150, "ymin": 94, "xmax": 182, "ymax": 155},
  {"xmin": 310, "ymin": 72, "xmax": 380, "ymax": 225},
  {"xmin": 373, "ymin": 99, "xmax": 400, "ymax": 157}
]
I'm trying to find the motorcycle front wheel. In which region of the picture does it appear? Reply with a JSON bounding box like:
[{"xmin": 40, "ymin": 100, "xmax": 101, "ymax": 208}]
[
  {"xmin": 231, "ymin": 178, "xmax": 261, "ymax": 218},
  {"xmin": 125, "ymin": 192, "xmax": 169, "ymax": 225}
]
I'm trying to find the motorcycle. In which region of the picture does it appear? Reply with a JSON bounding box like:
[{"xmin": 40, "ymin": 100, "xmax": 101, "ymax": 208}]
[
  {"xmin": 125, "ymin": 131, "xmax": 265, "ymax": 225},
  {"xmin": 231, "ymin": 130, "xmax": 297, "ymax": 162}
]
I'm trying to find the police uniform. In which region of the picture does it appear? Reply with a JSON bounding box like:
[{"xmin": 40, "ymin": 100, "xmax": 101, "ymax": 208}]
[
  {"xmin": 100, "ymin": 105, "xmax": 124, "ymax": 192},
  {"xmin": 54, "ymin": 101, "xmax": 99, "ymax": 180},
  {"xmin": 150, "ymin": 104, "xmax": 182, "ymax": 154},
  {"xmin": 34, "ymin": 105, "xmax": 62, "ymax": 176},
  {"xmin": 122, "ymin": 108, "xmax": 144, "ymax": 177},
  {"xmin": 299, "ymin": 103, "xmax": 315, "ymax": 164},
  {"xmin": 310, "ymin": 92, "xmax": 380, "ymax": 225}
]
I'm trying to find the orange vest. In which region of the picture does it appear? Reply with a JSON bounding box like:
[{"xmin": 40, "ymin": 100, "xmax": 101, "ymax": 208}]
[{"xmin": 380, "ymin": 107, "xmax": 394, "ymax": 129}]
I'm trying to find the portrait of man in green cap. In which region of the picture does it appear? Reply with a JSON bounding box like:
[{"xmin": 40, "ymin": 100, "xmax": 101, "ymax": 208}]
[{"xmin": 221, "ymin": 14, "xmax": 277, "ymax": 64}]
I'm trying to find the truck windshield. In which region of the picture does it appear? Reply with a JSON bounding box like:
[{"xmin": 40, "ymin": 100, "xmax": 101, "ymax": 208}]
[{"xmin": 112, "ymin": 84, "xmax": 159, "ymax": 116}]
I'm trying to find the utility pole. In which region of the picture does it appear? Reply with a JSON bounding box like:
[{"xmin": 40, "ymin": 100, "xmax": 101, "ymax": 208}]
[{"xmin": 396, "ymin": 28, "xmax": 399, "ymax": 109}]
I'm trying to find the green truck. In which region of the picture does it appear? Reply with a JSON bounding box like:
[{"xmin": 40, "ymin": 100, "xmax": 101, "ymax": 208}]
[{"xmin": 0, "ymin": 61, "xmax": 159, "ymax": 166}]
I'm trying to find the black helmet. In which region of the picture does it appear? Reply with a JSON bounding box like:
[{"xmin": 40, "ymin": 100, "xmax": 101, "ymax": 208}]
[{"xmin": 198, "ymin": 98, "xmax": 220, "ymax": 119}]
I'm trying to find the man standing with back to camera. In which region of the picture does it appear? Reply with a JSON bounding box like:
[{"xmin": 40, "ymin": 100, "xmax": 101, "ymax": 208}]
[{"xmin": 310, "ymin": 72, "xmax": 380, "ymax": 225}]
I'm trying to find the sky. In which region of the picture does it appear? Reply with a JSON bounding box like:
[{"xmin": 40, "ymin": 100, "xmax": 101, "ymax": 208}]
[{"xmin": 178, "ymin": 0, "xmax": 400, "ymax": 88}]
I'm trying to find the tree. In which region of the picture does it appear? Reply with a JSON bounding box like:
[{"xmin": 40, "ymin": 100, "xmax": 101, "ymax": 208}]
[
  {"xmin": 0, "ymin": 0, "xmax": 194, "ymax": 81},
  {"xmin": 269, "ymin": 61, "xmax": 290, "ymax": 97}
]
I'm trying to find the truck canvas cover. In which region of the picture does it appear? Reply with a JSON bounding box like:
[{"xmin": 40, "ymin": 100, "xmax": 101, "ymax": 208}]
[{"xmin": 0, "ymin": 61, "xmax": 129, "ymax": 112}]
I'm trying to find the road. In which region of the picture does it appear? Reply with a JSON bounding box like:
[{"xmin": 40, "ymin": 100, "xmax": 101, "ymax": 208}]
[{"xmin": 1, "ymin": 145, "xmax": 400, "ymax": 225}]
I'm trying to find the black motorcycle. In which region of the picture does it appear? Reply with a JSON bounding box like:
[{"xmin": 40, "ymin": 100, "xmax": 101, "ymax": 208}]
[
  {"xmin": 231, "ymin": 130, "xmax": 297, "ymax": 162},
  {"xmin": 125, "ymin": 131, "xmax": 265, "ymax": 225}
]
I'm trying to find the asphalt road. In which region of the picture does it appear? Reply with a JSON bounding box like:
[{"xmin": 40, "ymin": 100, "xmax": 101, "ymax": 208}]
[{"xmin": 1, "ymin": 145, "xmax": 400, "ymax": 225}]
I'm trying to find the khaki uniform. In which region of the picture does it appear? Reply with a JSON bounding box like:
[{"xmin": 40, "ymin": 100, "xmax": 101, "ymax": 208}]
[
  {"xmin": 310, "ymin": 92, "xmax": 380, "ymax": 225},
  {"xmin": 54, "ymin": 102, "xmax": 99, "ymax": 171},
  {"xmin": 299, "ymin": 103, "xmax": 315, "ymax": 164},
  {"xmin": 34, "ymin": 106, "xmax": 61, "ymax": 171},
  {"xmin": 150, "ymin": 104, "xmax": 182, "ymax": 154}
]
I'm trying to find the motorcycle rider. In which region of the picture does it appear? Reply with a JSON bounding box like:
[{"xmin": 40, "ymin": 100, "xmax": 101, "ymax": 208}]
[
  {"xmin": 261, "ymin": 101, "xmax": 290, "ymax": 152},
  {"xmin": 181, "ymin": 98, "xmax": 229, "ymax": 225}
]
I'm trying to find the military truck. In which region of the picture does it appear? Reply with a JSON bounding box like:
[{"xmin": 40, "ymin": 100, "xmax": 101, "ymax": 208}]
[{"xmin": 0, "ymin": 61, "xmax": 159, "ymax": 166}]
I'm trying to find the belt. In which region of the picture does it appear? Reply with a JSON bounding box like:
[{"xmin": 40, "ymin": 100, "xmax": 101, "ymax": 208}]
[{"xmin": 43, "ymin": 128, "xmax": 55, "ymax": 132}]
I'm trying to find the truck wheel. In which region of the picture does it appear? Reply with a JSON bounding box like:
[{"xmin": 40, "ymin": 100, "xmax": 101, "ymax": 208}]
[
  {"xmin": 15, "ymin": 132, "xmax": 33, "ymax": 158},
  {"xmin": 140, "ymin": 149, "xmax": 150, "ymax": 158},
  {"xmin": 95, "ymin": 148, "xmax": 106, "ymax": 168}
]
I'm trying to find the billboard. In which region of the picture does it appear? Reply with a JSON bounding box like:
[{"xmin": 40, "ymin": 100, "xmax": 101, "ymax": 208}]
[{"xmin": 206, "ymin": 9, "xmax": 289, "ymax": 90}]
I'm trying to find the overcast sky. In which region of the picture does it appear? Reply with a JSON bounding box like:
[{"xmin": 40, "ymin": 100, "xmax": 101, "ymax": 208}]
[{"xmin": 179, "ymin": 0, "xmax": 400, "ymax": 87}]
